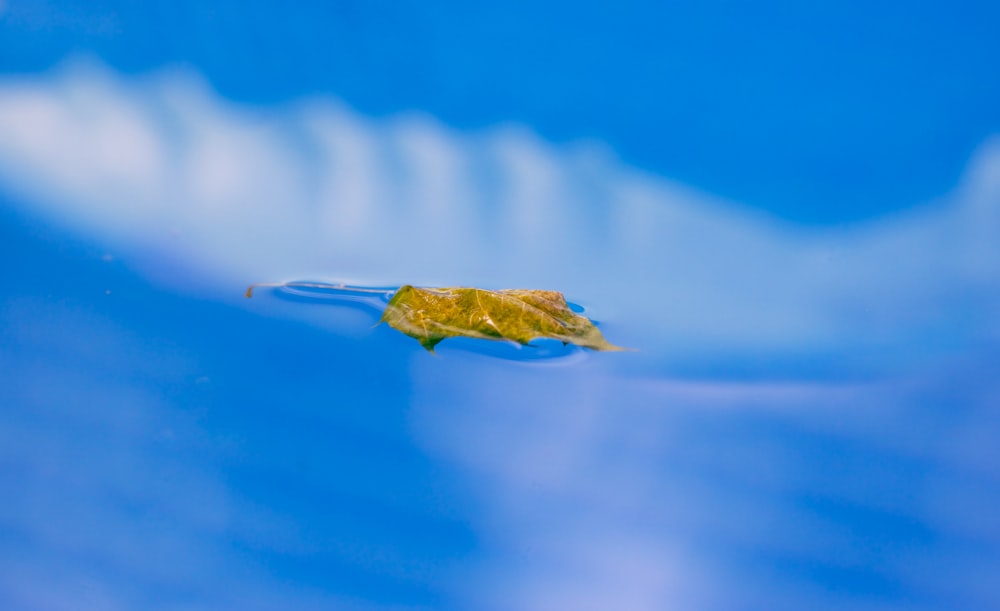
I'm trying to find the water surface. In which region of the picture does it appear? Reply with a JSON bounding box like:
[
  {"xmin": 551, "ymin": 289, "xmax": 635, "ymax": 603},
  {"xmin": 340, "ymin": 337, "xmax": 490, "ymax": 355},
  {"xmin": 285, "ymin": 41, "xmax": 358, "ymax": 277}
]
[{"xmin": 1, "ymin": 59, "xmax": 998, "ymax": 611}]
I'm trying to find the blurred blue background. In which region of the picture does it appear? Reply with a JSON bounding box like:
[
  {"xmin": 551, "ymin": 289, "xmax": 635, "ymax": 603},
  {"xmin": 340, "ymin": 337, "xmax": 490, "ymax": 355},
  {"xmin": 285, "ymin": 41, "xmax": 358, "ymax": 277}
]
[{"xmin": 1, "ymin": 1, "xmax": 999, "ymax": 609}]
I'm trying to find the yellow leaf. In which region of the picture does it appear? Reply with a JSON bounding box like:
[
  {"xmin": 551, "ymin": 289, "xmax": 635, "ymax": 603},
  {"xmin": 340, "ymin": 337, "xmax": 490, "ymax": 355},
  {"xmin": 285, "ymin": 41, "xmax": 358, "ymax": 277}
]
[{"xmin": 380, "ymin": 285, "xmax": 623, "ymax": 352}]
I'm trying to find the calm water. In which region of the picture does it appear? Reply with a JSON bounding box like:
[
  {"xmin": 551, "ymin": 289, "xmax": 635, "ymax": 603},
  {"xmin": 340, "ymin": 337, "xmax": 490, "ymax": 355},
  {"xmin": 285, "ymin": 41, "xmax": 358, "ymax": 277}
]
[{"xmin": 2, "ymin": 53, "xmax": 999, "ymax": 611}]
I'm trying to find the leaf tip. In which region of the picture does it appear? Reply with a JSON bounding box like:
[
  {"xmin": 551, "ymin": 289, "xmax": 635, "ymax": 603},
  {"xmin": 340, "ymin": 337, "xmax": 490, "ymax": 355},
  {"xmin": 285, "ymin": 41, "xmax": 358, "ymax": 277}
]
[
  {"xmin": 419, "ymin": 337, "xmax": 443, "ymax": 352},
  {"xmin": 599, "ymin": 342, "xmax": 634, "ymax": 352}
]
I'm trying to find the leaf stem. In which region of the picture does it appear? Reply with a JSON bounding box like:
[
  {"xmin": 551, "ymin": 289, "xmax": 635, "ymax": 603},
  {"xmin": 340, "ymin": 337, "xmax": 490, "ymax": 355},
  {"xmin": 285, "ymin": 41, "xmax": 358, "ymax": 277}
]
[{"xmin": 245, "ymin": 282, "xmax": 395, "ymax": 298}]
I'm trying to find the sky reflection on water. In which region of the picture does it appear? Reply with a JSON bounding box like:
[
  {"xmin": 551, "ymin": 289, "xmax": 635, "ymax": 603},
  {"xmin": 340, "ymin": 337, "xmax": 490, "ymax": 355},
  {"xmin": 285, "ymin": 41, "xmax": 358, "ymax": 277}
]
[{"xmin": 0, "ymin": 52, "xmax": 998, "ymax": 611}]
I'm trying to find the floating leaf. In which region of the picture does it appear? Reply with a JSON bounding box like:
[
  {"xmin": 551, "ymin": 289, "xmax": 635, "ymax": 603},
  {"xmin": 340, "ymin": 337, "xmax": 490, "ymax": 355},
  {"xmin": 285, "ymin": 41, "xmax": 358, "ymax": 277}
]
[
  {"xmin": 379, "ymin": 285, "xmax": 623, "ymax": 352},
  {"xmin": 245, "ymin": 282, "xmax": 625, "ymax": 353}
]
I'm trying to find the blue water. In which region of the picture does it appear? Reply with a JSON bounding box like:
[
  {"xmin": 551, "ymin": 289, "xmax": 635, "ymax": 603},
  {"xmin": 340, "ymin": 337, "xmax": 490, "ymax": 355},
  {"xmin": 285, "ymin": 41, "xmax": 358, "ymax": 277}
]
[
  {"xmin": 0, "ymin": 205, "xmax": 470, "ymax": 608},
  {"xmin": 3, "ymin": 193, "xmax": 999, "ymax": 609},
  {"xmin": 1, "ymin": 3, "xmax": 999, "ymax": 609}
]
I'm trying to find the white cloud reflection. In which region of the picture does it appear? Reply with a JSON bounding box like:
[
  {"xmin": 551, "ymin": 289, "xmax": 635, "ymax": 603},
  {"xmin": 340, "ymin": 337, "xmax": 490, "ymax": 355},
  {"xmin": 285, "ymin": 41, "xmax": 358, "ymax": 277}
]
[
  {"xmin": 0, "ymin": 59, "xmax": 997, "ymax": 364},
  {"xmin": 1, "ymin": 60, "xmax": 998, "ymax": 610},
  {"xmin": 410, "ymin": 354, "xmax": 1000, "ymax": 610}
]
